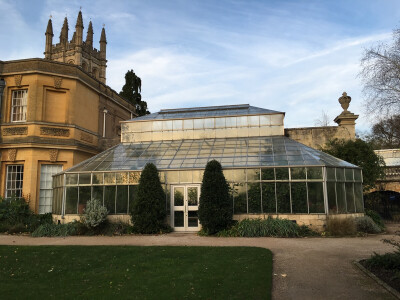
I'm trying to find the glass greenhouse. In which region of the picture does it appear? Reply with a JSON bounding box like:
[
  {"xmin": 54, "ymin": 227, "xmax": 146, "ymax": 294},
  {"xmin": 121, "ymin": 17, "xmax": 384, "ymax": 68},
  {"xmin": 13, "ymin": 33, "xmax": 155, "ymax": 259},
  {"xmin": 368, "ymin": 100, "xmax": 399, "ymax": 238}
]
[{"xmin": 53, "ymin": 104, "xmax": 363, "ymax": 231}]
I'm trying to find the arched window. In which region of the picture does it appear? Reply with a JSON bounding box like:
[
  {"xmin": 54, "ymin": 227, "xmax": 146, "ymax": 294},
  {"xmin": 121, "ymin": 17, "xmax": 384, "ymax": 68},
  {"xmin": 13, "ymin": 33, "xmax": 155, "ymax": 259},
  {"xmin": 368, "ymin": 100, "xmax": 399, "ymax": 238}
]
[
  {"xmin": 82, "ymin": 62, "xmax": 88, "ymax": 72},
  {"xmin": 92, "ymin": 68, "xmax": 98, "ymax": 79}
]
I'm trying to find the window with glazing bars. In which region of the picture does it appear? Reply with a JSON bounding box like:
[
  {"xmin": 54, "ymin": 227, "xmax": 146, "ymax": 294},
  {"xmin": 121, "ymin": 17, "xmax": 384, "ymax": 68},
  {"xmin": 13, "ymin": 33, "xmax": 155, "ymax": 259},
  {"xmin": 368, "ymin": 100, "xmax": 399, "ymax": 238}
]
[
  {"xmin": 11, "ymin": 90, "xmax": 28, "ymax": 122},
  {"xmin": 5, "ymin": 165, "xmax": 24, "ymax": 198}
]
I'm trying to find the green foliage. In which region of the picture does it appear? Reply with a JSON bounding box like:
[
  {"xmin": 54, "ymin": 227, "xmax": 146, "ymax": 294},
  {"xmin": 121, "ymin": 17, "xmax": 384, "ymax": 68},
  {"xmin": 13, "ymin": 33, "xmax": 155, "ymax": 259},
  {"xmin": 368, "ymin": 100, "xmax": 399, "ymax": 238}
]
[
  {"xmin": 326, "ymin": 217, "xmax": 357, "ymax": 236},
  {"xmin": 131, "ymin": 163, "xmax": 169, "ymax": 234},
  {"xmin": 198, "ymin": 160, "xmax": 233, "ymax": 234},
  {"xmin": 32, "ymin": 222, "xmax": 79, "ymax": 237},
  {"xmin": 81, "ymin": 199, "xmax": 108, "ymax": 228},
  {"xmin": 217, "ymin": 217, "xmax": 316, "ymax": 237},
  {"xmin": 355, "ymin": 216, "xmax": 382, "ymax": 233},
  {"xmin": 0, "ymin": 197, "xmax": 53, "ymax": 233},
  {"xmin": 365, "ymin": 209, "xmax": 385, "ymax": 229},
  {"xmin": 323, "ymin": 138, "xmax": 385, "ymax": 190},
  {"xmin": 119, "ymin": 69, "xmax": 149, "ymax": 116}
]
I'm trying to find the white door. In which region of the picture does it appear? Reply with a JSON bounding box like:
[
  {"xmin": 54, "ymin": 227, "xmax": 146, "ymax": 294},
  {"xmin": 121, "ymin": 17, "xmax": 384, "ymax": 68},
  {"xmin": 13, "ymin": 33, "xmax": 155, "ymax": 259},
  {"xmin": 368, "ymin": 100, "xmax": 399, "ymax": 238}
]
[{"xmin": 172, "ymin": 185, "xmax": 201, "ymax": 231}]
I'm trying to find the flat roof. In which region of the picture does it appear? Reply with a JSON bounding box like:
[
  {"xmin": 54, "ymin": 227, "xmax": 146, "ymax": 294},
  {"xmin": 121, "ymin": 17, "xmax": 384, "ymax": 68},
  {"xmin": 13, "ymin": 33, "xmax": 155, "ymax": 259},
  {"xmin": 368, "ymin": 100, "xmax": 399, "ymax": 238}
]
[{"xmin": 127, "ymin": 104, "xmax": 284, "ymax": 121}]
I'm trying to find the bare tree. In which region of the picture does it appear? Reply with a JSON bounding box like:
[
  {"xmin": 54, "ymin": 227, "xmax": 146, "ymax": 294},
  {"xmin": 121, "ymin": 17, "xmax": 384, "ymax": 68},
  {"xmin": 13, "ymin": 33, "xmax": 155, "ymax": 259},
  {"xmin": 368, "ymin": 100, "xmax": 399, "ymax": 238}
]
[
  {"xmin": 314, "ymin": 110, "xmax": 332, "ymax": 127},
  {"xmin": 369, "ymin": 114, "xmax": 400, "ymax": 149},
  {"xmin": 360, "ymin": 30, "xmax": 400, "ymax": 117}
]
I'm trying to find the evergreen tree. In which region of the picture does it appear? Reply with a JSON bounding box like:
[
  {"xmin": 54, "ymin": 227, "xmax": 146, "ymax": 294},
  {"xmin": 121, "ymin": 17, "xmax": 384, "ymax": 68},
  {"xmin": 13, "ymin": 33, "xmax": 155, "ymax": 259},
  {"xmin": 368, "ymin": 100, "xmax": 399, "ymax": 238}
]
[
  {"xmin": 198, "ymin": 160, "xmax": 232, "ymax": 234},
  {"xmin": 119, "ymin": 69, "xmax": 150, "ymax": 116},
  {"xmin": 131, "ymin": 163, "xmax": 167, "ymax": 233}
]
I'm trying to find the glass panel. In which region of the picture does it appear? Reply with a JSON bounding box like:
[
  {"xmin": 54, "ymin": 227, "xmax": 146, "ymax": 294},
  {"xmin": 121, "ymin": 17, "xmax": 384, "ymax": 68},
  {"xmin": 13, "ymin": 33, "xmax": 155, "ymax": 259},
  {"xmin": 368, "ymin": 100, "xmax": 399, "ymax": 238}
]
[
  {"xmin": 174, "ymin": 211, "xmax": 184, "ymax": 227},
  {"xmin": 307, "ymin": 167, "xmax": 323, "ymax": 180},
  {"xmin": 327, "ymin": 168, "xmax": 336, "ymax": 181},
  {"xmin": 225, "ymin": 117, "xmax": 236, "ymax": 127},
  {"xmin": 261, "ymin": 168, "xmax": 275, "ymax": 180},
  {"xmin": 327, "ymin": 182, "xmax": 337, "ymax": 214},
  {"xmin": 104, "ymin": 186, "xmax": 116, "ymax": 214},
  {"xmin": 345, "ymin": 182, "xmax": 355, "ymax": 213},
  {"xmin": 248, "ymin": 182, "xmax": 261, "ymax": 213},
  {"xmin": 187, "ymin": 187, "xmax": 198, "ymax": 206},
  {"xmin": 92, "ymin": 186, "xmax": 103, "ymax": 204},
  {"xmin": 336, "ymin": 183, "xmax": 346, "ymax": 213},
  {"xmin": 129, "ymin": 185, "xmax": 138, "ymax": 213},
  {"xmin": 237, "ymin": 116, "xmax": 248, "ymax": 127},
  {"xmin": 92, "ymin": 173, "xmax": 103, "ymax": 185},
  {"xmin": 233, "ymin": 183, "xmax": 247, "ymax": 214},
  {"xmin": 192, "ymin": 170, "xmax": 203, "ymax": 183},
  {"xmin": 215, "ymin": 118, "xmax": 225, "ymax": 128},
  {"xmin": 291, "ymin": 182, "xmax": 307, "ymax": 213},
  {"xmin": 104, "ymin": 173, "xmax": 116, "ymax": 184},
  {"xmin": 65, "ymin": 187, "xmax": 78, "ymax": 214},
  {"xmin": 336, "ymin": 168, "xmax": 345, "ymax": 181},
  {"xmin": 180, "ymin": 171, "xmax": 192, "ymax": 183},
  {"xmin": 174, "ymin": 187, "xmax": 184, "ymax": 206},
  {"xmin": 173, "ymin": 120, "xmax": 183, "ymax": 130},
  {"xmin": 247, "ymin": 169, "xmax": 260, "ymax": 181},
  {"xmin": 163, "ymin": 120, "xmax": 173, "ymax": 130},
  {"xmin": 204, "ymin": 118, "xmax": 214, "ymax": 129},
  {"xmin": 234, "ymin": 169, "xmax": 246, "ymax": 182},
  {"xmin": 66, "ymin": 174, "xmax": 78, "ymax": 185},
  {"xmin": 260, "ymin": 115, "xmax": 271, "ymax": 126},
  {"xmin": 308, "ymin": 182, "xmax": 324, "ymax": 213},
  {"xmin": 248, "ymin": 116, "xmax": 259, "ymax": 126},
  {"xmin": 116, "ymin": 185, "xmax": 128, "ymax": 214},
  {"xmin": 354, "ymin": 169, "xmax": 362, "ymax": 182},
  {"xmin": 188, "ymin": 211, "xmax": 199, "ymax": 227},
  {"xmin": 354, "ymin": 183, "xmax": 364, "ymax": 212},
  {"xmin": 183, "ymin": 119, "xmax": 193, "ymax": 130},
  {"xmin": 129, "ymin": 172, "xmax": 140, "ymax": 184},
  {"xmin": 345, "ymin": 169, "xmax": 354, "ymax": 182},
  {"xmin": 275, "ymin": 168, "xmax": 289, "ymax": 180},
  {"xmin": 167, "ymin": 171, "xmax": 179, "ymax": 183},
  {"xmin": 262, "ymin": 183, "xmax": 276, "ymax": 213},
  {"xmin": 152, "ymin": 121, "xmax": 163, "ymax": 131},
  {"xmin": 78, "ymin": 173, "xmax": 91, "ymax": 185},
  {"xmin": 276, "ymin": 182, "xmax": 290, "ymax": 213},
  {"xmin": 78, "ymin": 186, "xmax": 91, "ymax": 214},
  {"xmin": 116, "ymin": 173, "xmax": 129, "ymax": 184},
  {"xmin": 193, "ymin": 119, "xmax": 204, "ymax": 129},
  {"xmin": 291, "ymin": 168, "xmax": 306, "ymax": 180}
]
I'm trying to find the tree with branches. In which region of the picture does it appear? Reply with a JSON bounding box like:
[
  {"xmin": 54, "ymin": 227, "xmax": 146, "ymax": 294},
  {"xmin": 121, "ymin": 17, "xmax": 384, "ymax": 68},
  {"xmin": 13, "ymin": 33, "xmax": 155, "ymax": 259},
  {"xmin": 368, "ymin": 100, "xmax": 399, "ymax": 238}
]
[
  {"xmin": 360, "ymin": 30, "xmax": 400, "ymax": 117},
  {"xmin": 368, "ymin": 114, "xmax": 400, "ymax": 149}
]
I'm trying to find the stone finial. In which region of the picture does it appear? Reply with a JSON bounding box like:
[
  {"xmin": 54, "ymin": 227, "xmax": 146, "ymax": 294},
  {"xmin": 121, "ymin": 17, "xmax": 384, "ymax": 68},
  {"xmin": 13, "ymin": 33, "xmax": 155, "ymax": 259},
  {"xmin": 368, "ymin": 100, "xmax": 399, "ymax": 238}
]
[
  {"xmin": 46, "ymin": 18, "xmax": 53, "ymax": 35},
  {"xmin": 76, "ymin": 10, "xmax": 83, "ymax": 28},
  {"xmin": 86, "ymin": 21, "xmax": 93, "ymax": 46},
  {"xmin": 338, "ymin": 92, "xmax": 351, "ymax": 112},
  {"xmin": 60, "ymin": 17, "xmax": 69, "ymax": 44}
]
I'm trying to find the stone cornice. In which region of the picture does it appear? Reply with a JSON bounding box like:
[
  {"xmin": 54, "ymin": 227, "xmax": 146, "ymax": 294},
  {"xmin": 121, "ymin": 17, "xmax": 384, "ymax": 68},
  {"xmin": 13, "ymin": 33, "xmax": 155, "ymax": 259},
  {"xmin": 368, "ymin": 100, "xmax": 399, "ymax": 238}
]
[{"xmin": 0, "ymin": 58, "xmax": 136, "ymax": 115}]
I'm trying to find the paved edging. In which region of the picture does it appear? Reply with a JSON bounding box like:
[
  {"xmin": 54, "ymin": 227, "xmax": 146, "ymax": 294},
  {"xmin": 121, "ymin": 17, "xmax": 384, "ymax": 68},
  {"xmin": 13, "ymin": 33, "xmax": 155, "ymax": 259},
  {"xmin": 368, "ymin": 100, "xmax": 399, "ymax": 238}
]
[{"xmin": 353, "ymin": 260, "xmax": 400, "ymax": 299}]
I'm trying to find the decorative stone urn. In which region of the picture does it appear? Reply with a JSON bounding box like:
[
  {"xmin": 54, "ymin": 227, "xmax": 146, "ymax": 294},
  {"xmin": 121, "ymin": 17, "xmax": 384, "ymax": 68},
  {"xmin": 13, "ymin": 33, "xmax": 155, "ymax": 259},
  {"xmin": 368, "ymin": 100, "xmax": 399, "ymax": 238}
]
[{"xmin": 338, "ymin": 92, "xmax": 351, "ymax": 112}]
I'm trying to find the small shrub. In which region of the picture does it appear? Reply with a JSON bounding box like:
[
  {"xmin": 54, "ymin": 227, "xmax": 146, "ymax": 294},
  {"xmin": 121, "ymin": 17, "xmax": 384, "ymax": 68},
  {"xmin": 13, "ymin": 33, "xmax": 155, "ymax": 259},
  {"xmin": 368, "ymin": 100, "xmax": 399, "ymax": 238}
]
[
  {"xmin": 365, "ymin": 209, "xmax": 385, "ymax": 229},
  {"xmin": 365, "ymin": 252, "xmax": 400, "ymax": 270},
  {"xmin": 7, "ymin": 223, "xmax": 29, "ymax": 234},
  {"xmin": 326, "ymin": 217, "xmax": 357, "ymax": 236},
  {"xmin": 81, "ymin": 199, "xmax": 108, "ymax": 228},
  {"xmin": 198, "ymin": 160, "xmax": 232, "ymax": 235},
  {"xmin": 217, "ymin": 217, "xmax": 316, "ymax": 237},
  {"xmin": 355, "ymin": 216, "xmax": 382, "ymax": 233},
  {"xmin": 31, "ymin": 222, "xmax": 79, "ymax": 237}
]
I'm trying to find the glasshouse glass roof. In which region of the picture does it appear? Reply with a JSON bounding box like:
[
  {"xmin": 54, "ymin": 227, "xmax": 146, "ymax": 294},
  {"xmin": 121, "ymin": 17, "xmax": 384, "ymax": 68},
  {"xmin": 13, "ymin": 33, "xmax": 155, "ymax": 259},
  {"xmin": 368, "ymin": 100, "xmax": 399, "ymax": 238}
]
[
  {"xmin": 130, "ymin": 104, "xmax": 283, "ymax": 121},
  {"xmin": 65, "ymin": 136, "xmax": 358, "ymax": 172}
]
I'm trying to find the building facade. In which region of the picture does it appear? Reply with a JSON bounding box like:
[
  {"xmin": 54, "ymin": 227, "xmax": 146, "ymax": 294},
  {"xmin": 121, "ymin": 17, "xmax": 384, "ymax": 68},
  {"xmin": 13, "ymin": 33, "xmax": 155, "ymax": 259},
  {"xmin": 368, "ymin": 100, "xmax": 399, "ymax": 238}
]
[{"xmin": 0, "ymin": 12, "xmax": 135, "ymax": 214}]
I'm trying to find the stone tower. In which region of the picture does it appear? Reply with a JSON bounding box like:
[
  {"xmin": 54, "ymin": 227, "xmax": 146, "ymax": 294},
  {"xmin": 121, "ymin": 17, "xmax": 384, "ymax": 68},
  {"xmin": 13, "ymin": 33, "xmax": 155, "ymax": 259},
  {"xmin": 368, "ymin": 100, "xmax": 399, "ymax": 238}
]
[{"xmin": 43, "ymin": 11, "xmax": 107, "ymax": 84}]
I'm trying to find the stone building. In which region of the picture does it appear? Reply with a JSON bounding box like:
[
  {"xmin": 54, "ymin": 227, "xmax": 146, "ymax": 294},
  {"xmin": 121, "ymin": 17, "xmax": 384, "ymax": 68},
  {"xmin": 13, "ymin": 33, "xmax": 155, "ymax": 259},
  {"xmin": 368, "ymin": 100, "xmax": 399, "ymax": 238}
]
[
  {"xmin": 0, "ymin": 11, "xmax": 135, "ymax": 214},
  {"xmin": 374, "ymin": 149, "xmax": 400, "ymax": 193}
]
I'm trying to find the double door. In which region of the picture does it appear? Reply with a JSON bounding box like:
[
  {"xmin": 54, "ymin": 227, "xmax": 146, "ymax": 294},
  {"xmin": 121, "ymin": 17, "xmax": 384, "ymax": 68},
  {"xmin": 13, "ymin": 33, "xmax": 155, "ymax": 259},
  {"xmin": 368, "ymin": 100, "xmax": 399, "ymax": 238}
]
[{"xmin": 172, "ymin": 185, "xmax": 201, "ymax": 231}]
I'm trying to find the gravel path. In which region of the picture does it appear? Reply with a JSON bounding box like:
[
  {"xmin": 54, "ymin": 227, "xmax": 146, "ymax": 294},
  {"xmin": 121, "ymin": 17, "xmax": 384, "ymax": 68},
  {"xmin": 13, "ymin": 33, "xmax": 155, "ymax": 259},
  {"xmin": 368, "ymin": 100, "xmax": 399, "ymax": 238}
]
[{"xmin": 1, "ymin": 227, "xmax": 399, "ymax": 300}]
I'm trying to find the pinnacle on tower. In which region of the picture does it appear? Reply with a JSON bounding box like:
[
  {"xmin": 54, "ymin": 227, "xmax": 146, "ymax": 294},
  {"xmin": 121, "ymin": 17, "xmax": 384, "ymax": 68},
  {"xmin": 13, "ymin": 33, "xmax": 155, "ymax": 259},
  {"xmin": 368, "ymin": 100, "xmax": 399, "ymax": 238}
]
[
  {"xmin": 100, "ymin": 27, "xmax": 107, "ymax": 43},
  {"xmin": 86, "ymin": 21, "xmax": 93, "ymax": 47},
  {"xmin": 46, "ymin": 18, "xmax": 53, "ymax": 35},
  {"xmin": 60, "ymin": 17, "xmax": 69, "ymax": 45},
  {"xmin": 76, "ymin": 10, "xmax": 83, "ymax": 28}
]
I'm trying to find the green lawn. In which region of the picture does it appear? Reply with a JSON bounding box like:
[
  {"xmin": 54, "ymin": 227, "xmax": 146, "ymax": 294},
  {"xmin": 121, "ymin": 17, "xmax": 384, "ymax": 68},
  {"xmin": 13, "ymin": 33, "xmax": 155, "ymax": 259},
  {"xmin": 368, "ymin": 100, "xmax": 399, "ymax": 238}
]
[{"xmin": 0, "ymin": 246, "xmax": 272, "ymax": 299}]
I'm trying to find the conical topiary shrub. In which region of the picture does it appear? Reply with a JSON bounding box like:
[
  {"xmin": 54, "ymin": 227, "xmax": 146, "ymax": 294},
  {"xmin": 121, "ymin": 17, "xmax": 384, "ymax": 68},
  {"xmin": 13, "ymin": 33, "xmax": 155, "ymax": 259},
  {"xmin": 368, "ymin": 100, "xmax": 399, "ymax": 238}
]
[
  {"xmin": 198, "ymin": 160, "xmax": 232, "ymax": 234},
  {"xmin": 131, "ymin": 163, "xmax": 167, "ymax": 233}
]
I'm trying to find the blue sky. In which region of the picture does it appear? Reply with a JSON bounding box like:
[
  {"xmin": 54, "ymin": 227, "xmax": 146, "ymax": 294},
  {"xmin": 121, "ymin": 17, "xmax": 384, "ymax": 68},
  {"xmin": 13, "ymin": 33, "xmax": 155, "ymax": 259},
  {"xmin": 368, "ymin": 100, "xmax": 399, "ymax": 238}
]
[{"xmin": 1, "ymin": 0, "xmax": 400, "ymax": 131}]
